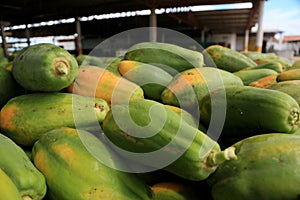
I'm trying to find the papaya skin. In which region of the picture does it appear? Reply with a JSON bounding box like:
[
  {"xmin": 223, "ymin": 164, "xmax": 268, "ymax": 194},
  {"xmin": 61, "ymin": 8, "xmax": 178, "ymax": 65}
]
[
  {"xmin": 124, "ymin": 42, "xmax": 204, "ymax": 75},
  {"xmin": 102, "ymin": 99, "xmax": 237, "ymax": 181},
  {"xmin": 68, "ymin": 65, "xmax": 144, "ymax": 106},
  {"xmin": 266, "ymin": 80, "xmax": 300, "ymax": 106},
  {"xmin": 200, "ymin": 86, "xmax": 300, "ymax": 139},
  {"xmin": 277, "ymin": 68, "xmax": 300, "ymax": 81},
  {"xmin": 208, "ymin": 133, "xmax": 300, "ymax": 200},
  {"xmin": 0, "ymin": 168, "xmax": 22, "ymax": 200},
  {"xmin": 0, "ymin": 133, "xmax": 46, "ymax": 200},
  {"xmin": 248, "ymin": 74, "xmax": 278, "ymax": 88},
  {"xmin": 12, "ymin": 43, "xmax": 78, "ymax": 92},
  {"xmin": 204, "ymin": 45, "xmax": 257, "ymax": 72},
  {"xmin": 0, "ymin": 92, "xmax": 109, "ymax": 146},
  {"xmin": 32, "ymin": 127, "xmax": 154, "ymax": 200},
  {"xmin": 0, "ymin": 104, "xmax": 19, "ymax": 131},
  {"xmin": 118, "ymin": 60, "xmax": 173, "ymax": 102},
  {"xmin": 161, "ymin": 67, "xmax": 243, "ymax": 109}
]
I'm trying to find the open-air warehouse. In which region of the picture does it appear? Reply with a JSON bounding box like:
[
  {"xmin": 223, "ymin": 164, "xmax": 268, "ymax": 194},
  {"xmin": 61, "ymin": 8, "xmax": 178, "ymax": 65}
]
[
  {"xmin": 1, "ymin": 1, "xmax": 300, "ymax": 200},
  {"xmin": 1, "ymin": 0, "xmax": 266, "ymax": 55}
]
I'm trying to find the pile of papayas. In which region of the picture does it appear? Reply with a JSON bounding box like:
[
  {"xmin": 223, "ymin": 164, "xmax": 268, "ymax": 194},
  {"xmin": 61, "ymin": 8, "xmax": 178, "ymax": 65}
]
[{"xmin": 0, "ymin": 42, "xmax": 300, "ymax": 200}]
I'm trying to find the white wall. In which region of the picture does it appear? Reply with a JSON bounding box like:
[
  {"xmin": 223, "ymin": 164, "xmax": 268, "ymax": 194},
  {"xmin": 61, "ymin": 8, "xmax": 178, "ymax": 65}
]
[{"xmin": 206, "ymin": 33, "xmax": 237, "ymax": 50}]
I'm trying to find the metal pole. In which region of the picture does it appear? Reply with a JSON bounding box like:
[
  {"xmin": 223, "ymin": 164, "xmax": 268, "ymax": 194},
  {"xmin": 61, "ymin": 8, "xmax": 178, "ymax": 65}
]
[
  {"xmin": 149, "ymin": 7, "xmax": 157, "ymax": 42},
  {"xmin": 244, "ymin": 29, "xmax": 249, "ymax": 52},
  {"xmin": 25, "ymin": 24, "xmax": 30, "ymax": 46},
  {"xmin": 75, "ymin": 17, "xmax": 83, "ymax": 55},
  {"xmin": 256, "ymin": 0, "xmax": 265, "ymax": 52},
  {"xmin": 0, "ymin": 24, "xmax": 9, "ymax": 58}
]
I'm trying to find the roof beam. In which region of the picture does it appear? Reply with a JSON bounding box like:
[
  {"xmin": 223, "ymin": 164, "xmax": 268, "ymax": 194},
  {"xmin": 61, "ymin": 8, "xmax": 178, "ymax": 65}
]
[
  {"xmin": 246, "ymin": 0, "xmax": 259, "ymax": 30},
  {"xmin": 167, "ymin": 11, "xmax": 203, "ymax": 30}
]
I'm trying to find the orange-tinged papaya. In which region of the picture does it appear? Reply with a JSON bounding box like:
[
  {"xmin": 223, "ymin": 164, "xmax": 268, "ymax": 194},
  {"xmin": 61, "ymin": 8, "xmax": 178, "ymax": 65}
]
[
  {"xmin": 68, "ymin": 65, "xmax": 144, "ymax": 106},
  {"xmin": 0, "ymin": 92, "xmax": 109, "ymax": 146},
  {"xmin": 32, "ymin": 127, "xmax": 154, "ymax": 200}
]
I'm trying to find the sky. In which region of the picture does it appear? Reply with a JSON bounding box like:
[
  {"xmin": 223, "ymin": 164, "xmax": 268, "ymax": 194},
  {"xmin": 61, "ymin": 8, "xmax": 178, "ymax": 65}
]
[{"xmin": 263, "ymin": 0, "xmax": 300, "ymax": 36}]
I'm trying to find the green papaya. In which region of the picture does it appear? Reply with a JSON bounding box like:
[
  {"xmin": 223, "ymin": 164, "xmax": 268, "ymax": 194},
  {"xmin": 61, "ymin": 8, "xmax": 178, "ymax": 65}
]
[
  {"xmin": 233, "ymin": 68, "xmax": 278, "ymax": 85},
  {"xmin": 12, "ymin": 43, "xmax": 79, "ymax": 92},
  {"xmin": 124, "ymin": 42, "xmax": 204, "ymax": 75},
  {"xmin": 118, "ymin": 60, "xmax": 173, "ymax": 101},
  {"xmin": 277, "ymin": 68, "xmax": 300, "ymax": 81},
  {"xmin": 0, "ymin": 133, "xmax": 46, "ymax": 200},
  {"xmin": 266, "ymin": 80, "xmax": 300, "ymax": 105},
  {"xmin": 0, "ymin": 67, "xmax": 24, "ymax": 107},
  {"xmin": 255, "ymin": 57, "xmax": 293, "ymax": 70},
  {"xmin": 0, "ymin": 92, "xmax": 109, "ymax": 146},
  {"xmin": 290, "ymin": 60, "xmax": 300, "ymax": 69},
  {"xmin": 161, "ymin": 67, "xmax": 243, "ymax": 109},
  {"xmin": 0, "ymin": 47, "xmax": 9, "ymax": 68},
  {"xmin": 204, "ymin": 45, "xmax": 257, "ymax": 72},
  {"xmin": 32, "ymin": 127, "xmax": 154, "ymax": 200},
  {"xmin": 242, "ymin": 61, "xmax": 284, "ymax": 73},
  {"xmin": 0, "ymin": 168, "xmax": 22, "ymax": 200},
  {"xmin": 200, "ymin": 85, "xmax": 300, "ymax": 139},
  {"xmin": 77, "ymin": 55, "xmax": 122, "ymax": 76},
  {"xmin": 208, "ymin": 133, "xmax": 300, "ymax": 200},
  {"xmin": 164, "ymin": 105, "xmax": 198, "ymax": 129},
  {"xmin": 101, "ymin": 98, "xmax": 237, "ymax": 181},
  {"xmin": 242, "ymin": 51, "xmax": 277, "ymax": 60}
]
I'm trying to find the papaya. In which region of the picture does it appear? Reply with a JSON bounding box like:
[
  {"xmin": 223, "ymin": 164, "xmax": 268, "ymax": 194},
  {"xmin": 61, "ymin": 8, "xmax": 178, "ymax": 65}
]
[
  {"xmin": 277, "ymin": 68, "xmax": 300, "ymax": 81},
  {"xmin": 248, "ymin": 74, "xmax": 278, "ymax": 88},
  {"xmin": 0, "ymin": 133, "xmax": 46, "ymax": 200},
  {"xmin": 290, "ymin": 60, "xmax": 300, "ymax": 69},
  {"xmin": 200, "ymin": 85, "xmax": 300, "ymax": 139},
  {"xmin": 241, "ymin": 61, "xmax": 284, "ymax": 73},
  {"xmin": 208, "ymin": 133, "xmax": 300, "ymax": 200},
  {"xmin": 76, "ymin": 54, "xmax": 105, "ymax": 66},
  {"xmin": 242, "ymin": 51, "xmax": 277, "ymax": 61},
  {"xmin": 12, "ymin": 43, "xmax": 78, "ymax": 92},
  {"xmin": 0, "ymin": 47, "xmax": 9, "ymax": 68},
  {"xmin": 266, "ymin": 80, "xmax": 300, "ymax": 105},
  {"xmin": 151, "ymin": 182, "xmax": 198, "ymax": 200},
  {"xmin": 32, "ymin": 127, "xmax": 154, "ymax": 200},
  {"xmin": 0, "ymin": 67, "xmax": 24, "ymax": 107},
  {"xmin": 161, "ymin": 67, "xmax": 243, "ymax": 110},
  {"xmin": 254, "ymin": 57, "xmax": 293, "ymax": 70},
  {"xmin": 233, "ymin": 68, "xmax": 278, "ymax": 85},
  {"xmin": 0, "ymin": 92, "xmax": 109, "ymax": 146},
  {"xmin": 77, "ymin": 55, "xmax": 122, "ymax": 76},
  {"xmin": 118, "ymin": 60, "xmax": 173, "ymax": 101},
  {"xmin": 164, "ymin": 105, "xmax": 198, "ymax": 129},
  {"xmin": 204, "ymin": 45, "xmax": 257, "ymax": 72},
  {"xmin": 124, "ymin": 42, "xmax": 204, "ymax": 75},
  {"xmin": 67, "ymin": 65, "xmax": 144, "ymax": 106},
  {"xmin": 0, "ymin": 168, "xmax": 22, "ymax": 200},
  {"xmin": 4, "ymin": 61, "xmax": 13, "ymax": 71},
  {"xmin": 101, "ymin": 98, "xmax": 237, "ymax": 181}
]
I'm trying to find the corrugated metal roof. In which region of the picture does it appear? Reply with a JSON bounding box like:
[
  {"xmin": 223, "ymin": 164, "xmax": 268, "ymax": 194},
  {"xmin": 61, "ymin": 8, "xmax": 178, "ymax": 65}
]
[{"xmin": 0, "ymin": 0, "xmax": 260, "ymax": 36}]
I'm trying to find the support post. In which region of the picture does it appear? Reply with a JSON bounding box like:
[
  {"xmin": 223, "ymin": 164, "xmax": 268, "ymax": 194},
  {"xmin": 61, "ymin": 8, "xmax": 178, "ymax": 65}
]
[
  {"xmin": 0, "ymin": 23, "xmax": 9, "ymax": 58},
  {"xmin": 243, "ymin": 29, "xmax": 249, "ymax": 52},
  {"xmin": 25, "ymin": 24, "xmax": 30, "ymax": 47},
  {"xmin": 256, "ymin": 0, "xmax": 265, "ymax": 52},
  {"xmin": 149, "ymin": 7, "xmax": 157, "ymax": 42},
  {"xmin": 75, "ymin": 17, "xmax": 83, "ymax": 55}
]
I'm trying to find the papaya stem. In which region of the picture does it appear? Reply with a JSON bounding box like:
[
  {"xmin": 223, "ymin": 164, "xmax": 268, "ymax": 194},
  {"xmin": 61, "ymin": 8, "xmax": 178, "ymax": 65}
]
[
  {"xmin": 207, "ymin": 146, "xmax": 237, "ymax": 167},
  {"xmin": 56, "ymin": 65, "xmax": 68, "ymax": 75},
  {"xmin": 22, "ymin": 195, "xmax": 33, "ymax": 200},
  {"xmin": 53, "ymin": 58, "xmax": 70, "ymax": 76}
]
